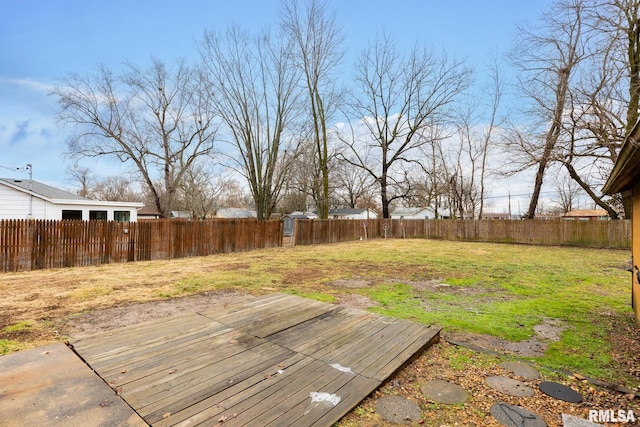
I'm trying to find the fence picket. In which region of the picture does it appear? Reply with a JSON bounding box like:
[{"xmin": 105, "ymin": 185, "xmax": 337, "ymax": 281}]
[{"xmin": 0, "ymin": 219, "xmax": 283, "ymax": 272}]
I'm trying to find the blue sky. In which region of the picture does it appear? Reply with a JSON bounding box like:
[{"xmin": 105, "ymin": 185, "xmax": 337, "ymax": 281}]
[{"xmin": 0, "ymin": 1, "xmax": 555, "ymax": 211}]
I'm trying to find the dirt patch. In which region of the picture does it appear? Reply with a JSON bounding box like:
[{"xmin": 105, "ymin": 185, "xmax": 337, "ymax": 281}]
[
  {"xmin": 335, "ymin": 293, "xmax": 379, "ymax": 310},
  {"xmin": 445, "ymin": 318, "xmax": 568, "ymax": 358}
]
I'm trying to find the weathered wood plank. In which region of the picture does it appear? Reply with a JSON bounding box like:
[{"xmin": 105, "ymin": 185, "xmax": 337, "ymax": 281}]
[
  {"xmin": 154, "ymin": 352, "xmax": 311, "ymax": 427},
  {"xmin": 70, "ymin": 294, "xmax": 441, "ymax": 427}
]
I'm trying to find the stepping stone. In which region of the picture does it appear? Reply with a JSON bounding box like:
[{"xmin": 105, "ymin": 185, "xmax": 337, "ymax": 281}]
[
  {"xmin": 375, "ymin": 395, "xmax": 422, "ymax": 425},
  {"xmin": 562, "ymin": 414, "xmax": 604, "ymax": 427},
  {"xmin": 420, "ymin": 380, "xmax": 468, "ymax": 404},
  {"xmin": 486, "ymin": 376, "xmax": 535, "ymax": 397},
  {"xmin": 499, "ymin": 361, "xmax": 540, "ymax": 380},
  {"xmin": 539, "ymin": 381, "xmax": 582, "ymax": 403},
  {"xmin": 491, "ymin": 402, "xmax": 547, "ymax": 427}
]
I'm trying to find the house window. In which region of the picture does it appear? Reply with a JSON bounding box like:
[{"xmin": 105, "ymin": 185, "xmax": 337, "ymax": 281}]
[
  {"xmin": 62, "ymin": 210, "xmax": 83, "ymax": 220},
  {"xmin": 114, "ymin": 211, "xmax": 130, "ymax": 222},
  {"xmin": 89, "ymin": 210, "xmax": 107, "ymax": 220}
]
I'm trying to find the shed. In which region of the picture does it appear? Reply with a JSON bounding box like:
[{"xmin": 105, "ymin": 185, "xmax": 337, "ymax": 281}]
[
  {"xmin": 0, "ymin": 178, "xmax": 143, "ymax": 222},
  {"xmin": 281, "ymin": 213, "xmax": 309, "ymax": 237},
  {"xmin": 603, "ymin": 121, "xmax": 640, "ymax": 322}
]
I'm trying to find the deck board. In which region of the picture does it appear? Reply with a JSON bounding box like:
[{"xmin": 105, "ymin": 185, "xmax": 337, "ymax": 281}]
[{"xmin": 70, "ymin": 293, "xmax": 440, "ymax": 427}]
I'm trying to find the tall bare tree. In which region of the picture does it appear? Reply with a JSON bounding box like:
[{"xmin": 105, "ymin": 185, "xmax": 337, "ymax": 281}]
[
  {"xmin": 53, "ymin": 59, "xmax": 218, "ymax": 218},
  {"xmin": 510, "ymin": 0, "xmax": 587, "ymax": 219},
  {"xmin": 279, "ymin": 0, "xmax": 344, "ymax": 219},
  {"xmin": 199, "ymin": 26, "xmax": 302, "ymax": 220},
  {"xmin": 340, "ymin": 34, "xmax": 472, "ymax": 218}
]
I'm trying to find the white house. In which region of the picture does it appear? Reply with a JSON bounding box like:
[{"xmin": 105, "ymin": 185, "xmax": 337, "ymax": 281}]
[
  {"xmin": 0, "ymin": 178, "xmax": 143, "ymax": 221},
  {"xmin": 390, "ymin": 207, "xmax": 436, "ymax": 220},
  {"xmin": 326, "ymin": 208, "xmax": 378, "ymax": 220}
]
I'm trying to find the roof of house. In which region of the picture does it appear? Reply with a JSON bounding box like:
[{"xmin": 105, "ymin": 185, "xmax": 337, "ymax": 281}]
[
  {"xmin": 0, "ymin": 178, "xmax": 89, "ymax": 201},
  {"xmin": 0, "ymin": 178, "xmax": 143, "ymax": 208},
  {"xmin": 563, "ymin": 209, "xmax": 609, "ymax": 218},
  {"xmin": 390, "ymin": 207, "xmax": 434, "ymax": 216},
  {"xmin": 603, "ymin": 121, "xmax": 640, "ymax": 194},
  {"xmin": 216, "ymin": 208, "xmax": 257, "ymax": 218},
  {"xmin": 138, "ymin": 205, "xmax": 161, "ymax": 215},
  {"xmin": 321, "ymin": 208, "xmax": 372, "ymax": 215}
]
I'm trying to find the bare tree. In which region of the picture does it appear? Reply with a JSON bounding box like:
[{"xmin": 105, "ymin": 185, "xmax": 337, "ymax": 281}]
[
  {"xmin": 199, "ymin": 26, "xmax": 302, "ymax": 220},
  {"xmin": 280, "ymin": 0, "xmax": 344, "ymax": 219},
  {"xmin": 66, "ymin": 165, "xmax": 96, "ymax": 198},
  {"xmin": 93, "ymin": 176, "xmax": 142, "ymax": 202},
  {"xmin": 340, "ymin": 34, "xmax": 472, "ymax": 218},
  {"xmin": 510, "ymin": 0, "xmax": 587, "ymax": 219},
  {"xmin": 53, "ymin": 59, "xmax": 218, "ymax": 217},
  {"xmin": 552, "ymin": 172, "xmax": 582, "ymax": 213},
  {"xmin": 332, "ymin": 155, "xmax": 376, "ymax": 209},
  {"xmin": 176, "ymin": 161, "xmax": 233, "ymax": 219}
]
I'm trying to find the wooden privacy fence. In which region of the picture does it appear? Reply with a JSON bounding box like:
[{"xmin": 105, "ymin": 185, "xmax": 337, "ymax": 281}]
[
  {"xmin": 293, "ymin": 218, "xmax": 632, "ymax": 249},
  {"xmin": 0, "ymin": 219, "xmax": 282, "ymax": 273}
]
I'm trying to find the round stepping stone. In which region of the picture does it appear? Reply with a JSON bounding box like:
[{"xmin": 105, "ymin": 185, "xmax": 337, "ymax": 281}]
[
  {"xmin": 375, "ymin": 395, "xmax": 422, "ymax": 425},
  {"xmin": 486, "ymin": 376, "xmax": 535, "ymax": 397},
  {"xmin": 539, "ymin": 381, "xmax": 582, "ymax": 403},
  {"xmin": 490, "ymin": 402, "xmax": 547, "ymax": 427},
  {"xmin": 420, "ymin": 380, "xmax": 468, "ymax": 404},
  {"xmin": 499, "ymin": 361, "xmax": 540, "ymax": 380}
]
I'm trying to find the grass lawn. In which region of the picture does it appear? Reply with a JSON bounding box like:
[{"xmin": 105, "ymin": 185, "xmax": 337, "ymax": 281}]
[{"xmin": 0, "ymin": 239, "xmax": 635, "ymax": 386}]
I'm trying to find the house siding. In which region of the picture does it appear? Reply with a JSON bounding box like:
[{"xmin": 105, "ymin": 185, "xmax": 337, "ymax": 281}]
[
  {"xmin": 633, "ymin": 181, "xmax": 640, "ymax": 321},
  {"xmin": 0, "ymin": 186, "xmax": 50, "ymax": 219},
  {"xmin": 0, "ymin": 182, "xmax": 141, "ymax": 221}
]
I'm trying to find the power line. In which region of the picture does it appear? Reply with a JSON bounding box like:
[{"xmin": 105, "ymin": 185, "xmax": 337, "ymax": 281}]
[{"xmin": 0, "ymin": 163, "xmax": 31, "ymax": 173}]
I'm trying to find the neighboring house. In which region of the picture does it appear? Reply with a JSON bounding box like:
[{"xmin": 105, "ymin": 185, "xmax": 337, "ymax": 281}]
[
  {"xmin": 0, "ymin": 178, "xmax": 143, "ymax": 221},
  {"xmin": 215, "ymin": 208, "xmax": 257, "ymax": 219},
  {"xmin": 562, "ymin": 209, "xmax": 610, "ymax": 221},
  {"xmin": 481, "ymin": 212, "xmax": 512, "ymax": 220},
  {"xmin": 603, "ymin": 120, "xmax": 640, "ymax": 322},
  {"xmin": 390, "ymin": 207, "xmax": 436, "ymax": 220},
  {"xmin": 170, "ymin": 211, "xmax": 192, "ymax": 219},
  {"xmin": 324, "ymin": 208, "xmax": 378, "ymax": 220},
  {"xmin": 137, "ymin": 205, "xmax": 162, "ymax": 220}
]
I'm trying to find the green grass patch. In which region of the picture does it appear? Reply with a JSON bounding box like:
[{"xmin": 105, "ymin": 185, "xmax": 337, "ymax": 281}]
[
  {"xmin": 0, "ymin": 339, "xmax": 24, "ymax": 354},
  {"xmin": 3, "ymin": 320, "xmax": 33, "ymax": 333}
]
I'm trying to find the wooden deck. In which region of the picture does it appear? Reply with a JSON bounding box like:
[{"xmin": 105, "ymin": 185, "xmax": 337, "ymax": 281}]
[{"xmin": 70, "ymin": 294, "xmax": 441, "ymax": 426}]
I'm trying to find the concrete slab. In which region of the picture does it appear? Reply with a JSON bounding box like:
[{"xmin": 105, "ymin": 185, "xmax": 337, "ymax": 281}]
[
  {"xmin": 375, "ymin": 395, "xmax": 422, "ymax": 425},
  {"xmin": 499, "ymin": 361, "xmax": 540, "ymax": 380},
  {"xmin": 420, "ymin": 380, "xmax": 468, "ymax": 404},
  {"xmin": 490, "ymin": 402, "xmax": 547, "ymax": 427},
  {"xmin": 0, "ymin": 342, "xmax": 146, "ymax": 427},
  {"xmin": 486, "ymin": 376, "xmax": 535, "ymax": 397}
]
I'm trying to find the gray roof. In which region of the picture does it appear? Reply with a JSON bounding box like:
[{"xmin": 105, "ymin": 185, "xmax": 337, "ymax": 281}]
[
  {"xmin": 390, "ymin": 207, "xmax": 434, "ymax": 216},
  {"xmin": 0, "ymin": 178, "xmax": 89, "ymax": 201},
  {"xmin": 216, "ymin": 208, "xmax": 257, "ymax": 218},
  {"xmin": 313, "ymin": 208, "xmax": 369, "ymax": 216}
]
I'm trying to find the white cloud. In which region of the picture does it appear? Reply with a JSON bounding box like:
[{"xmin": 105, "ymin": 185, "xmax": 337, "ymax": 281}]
[{"xmin": 0, "ymin": 76, "xmax": 55, "ymax": 94}]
